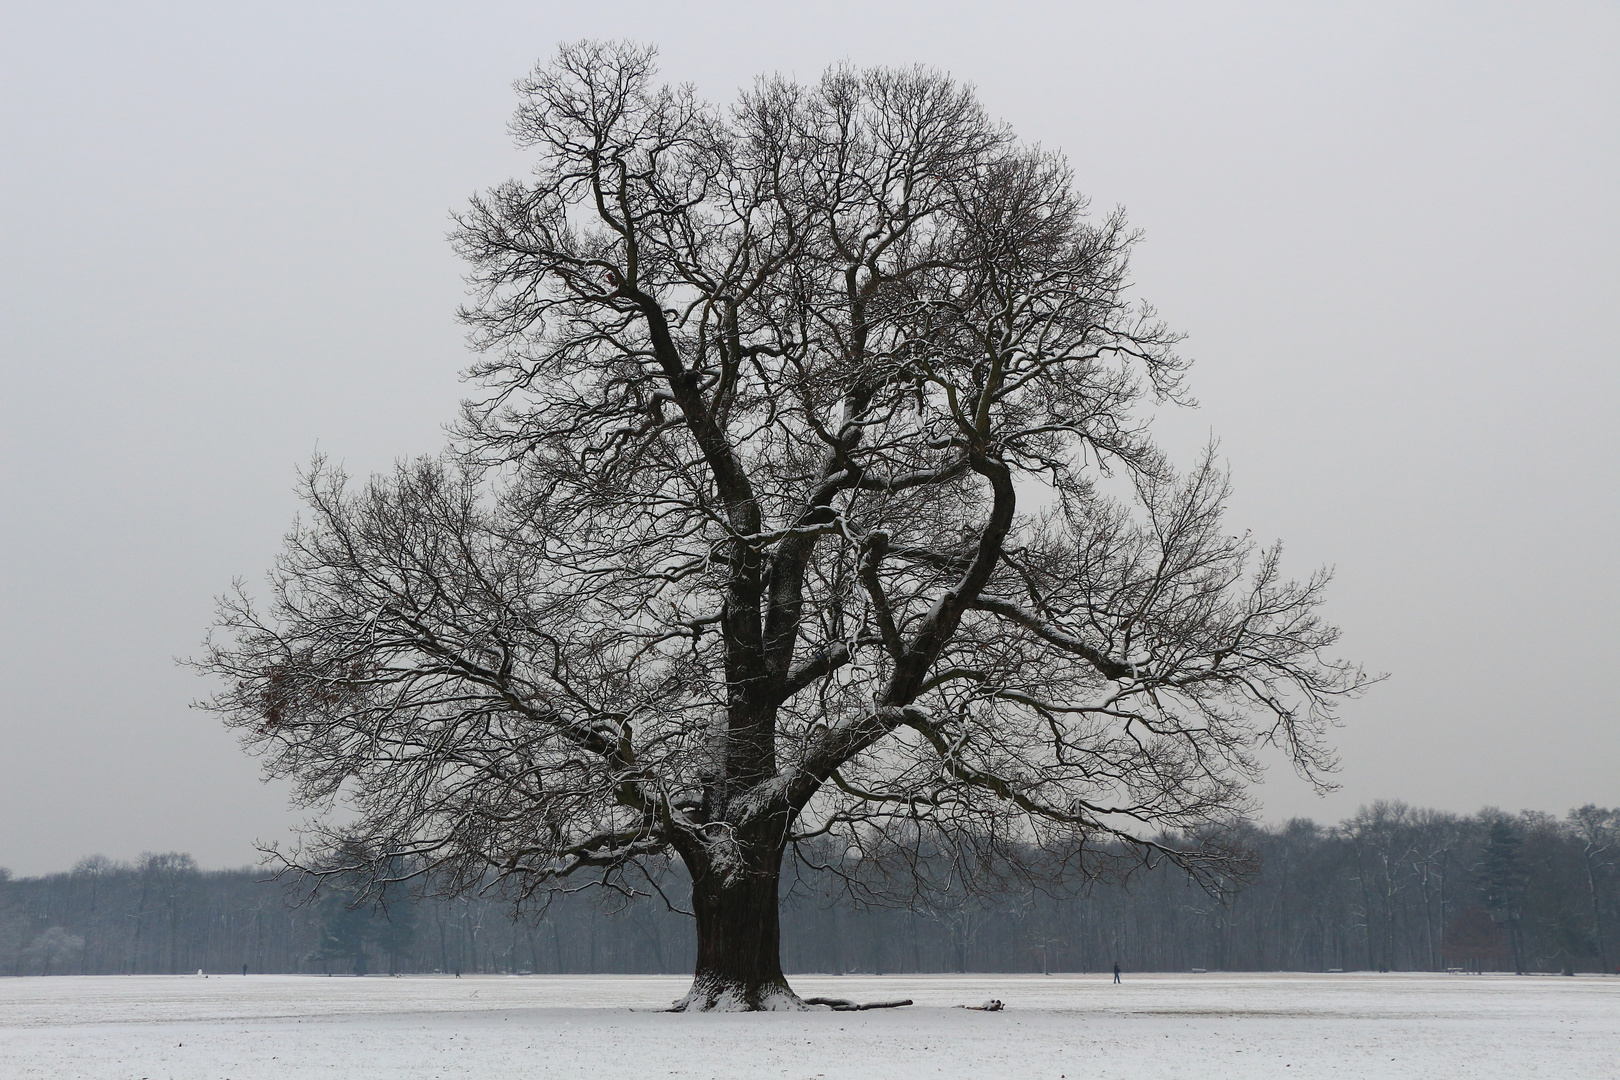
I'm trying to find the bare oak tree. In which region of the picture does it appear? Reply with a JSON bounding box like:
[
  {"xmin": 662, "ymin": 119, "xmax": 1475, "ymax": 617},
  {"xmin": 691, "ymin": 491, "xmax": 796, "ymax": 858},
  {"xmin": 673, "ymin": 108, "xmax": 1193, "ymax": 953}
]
[{"xmin": 198, "ymin": 41, "xmax": 1369, "ymax": 1010}]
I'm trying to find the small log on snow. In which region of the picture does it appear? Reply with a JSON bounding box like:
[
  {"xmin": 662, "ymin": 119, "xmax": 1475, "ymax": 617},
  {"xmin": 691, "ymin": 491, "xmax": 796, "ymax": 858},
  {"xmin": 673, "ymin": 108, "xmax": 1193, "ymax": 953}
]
[
  {"xmin": 803, "ymin": 997, "xmax": 914, "ymax": 1011},
  {"xmin": 955, "ymin": 999, "xmax": 1005, "ymax": 1011}
]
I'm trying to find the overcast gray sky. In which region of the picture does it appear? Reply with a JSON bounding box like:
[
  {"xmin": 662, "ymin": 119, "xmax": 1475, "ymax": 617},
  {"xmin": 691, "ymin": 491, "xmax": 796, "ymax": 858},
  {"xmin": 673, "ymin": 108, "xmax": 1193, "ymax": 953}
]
[{"xmin": 2, "ymin": 1, "xmax": 1615, "ymax": 876}]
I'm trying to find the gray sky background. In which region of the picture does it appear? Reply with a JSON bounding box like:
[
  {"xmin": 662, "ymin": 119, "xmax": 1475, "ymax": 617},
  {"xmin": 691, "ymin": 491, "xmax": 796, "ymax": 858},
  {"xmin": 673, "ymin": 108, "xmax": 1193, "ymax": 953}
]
[{"xmin": 2, "ymin": 1, "xmax": 1615, "ymax": 876}]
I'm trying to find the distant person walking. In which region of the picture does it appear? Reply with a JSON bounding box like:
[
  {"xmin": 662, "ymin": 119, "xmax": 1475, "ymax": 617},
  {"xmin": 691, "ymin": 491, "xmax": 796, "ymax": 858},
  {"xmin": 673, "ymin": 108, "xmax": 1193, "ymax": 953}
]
[{"xmin": 1113, "ymin": 962, "xmax": 1121, "ymax": 984}]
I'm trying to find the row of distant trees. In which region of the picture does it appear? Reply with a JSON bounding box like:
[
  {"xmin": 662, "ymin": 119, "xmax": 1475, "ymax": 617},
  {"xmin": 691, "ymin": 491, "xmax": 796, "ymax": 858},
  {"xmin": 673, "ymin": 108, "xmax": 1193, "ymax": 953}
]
[{"xmin": 2, "ymin": 801, "xmax": 1615, "ymax": 978}]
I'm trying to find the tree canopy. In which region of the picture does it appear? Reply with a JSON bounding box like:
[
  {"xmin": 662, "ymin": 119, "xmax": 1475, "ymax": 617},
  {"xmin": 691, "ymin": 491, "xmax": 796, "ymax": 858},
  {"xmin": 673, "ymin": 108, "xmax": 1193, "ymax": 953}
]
[{"xmin": 199, "ymin": 41, "xmax": 1369, "ymax": 1009}]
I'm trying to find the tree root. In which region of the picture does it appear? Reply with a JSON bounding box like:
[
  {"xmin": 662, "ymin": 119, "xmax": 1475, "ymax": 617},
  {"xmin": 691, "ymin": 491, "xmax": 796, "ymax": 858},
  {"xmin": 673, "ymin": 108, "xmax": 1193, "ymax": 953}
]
[{"xmin": 666, "ymin": 975, "xmax": 813, "ymax": 1012}]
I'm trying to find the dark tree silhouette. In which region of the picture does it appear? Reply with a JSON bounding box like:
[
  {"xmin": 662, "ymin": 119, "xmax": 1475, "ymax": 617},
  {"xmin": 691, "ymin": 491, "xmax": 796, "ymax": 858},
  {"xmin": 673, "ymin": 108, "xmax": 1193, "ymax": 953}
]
[
  {"xmin": 1479, "ymin": 815, "xmax": 1529, "ymax": 973},
  {"xmin": 197, "ymin": 41, "xmax": 1368, "ymax": 1010}
]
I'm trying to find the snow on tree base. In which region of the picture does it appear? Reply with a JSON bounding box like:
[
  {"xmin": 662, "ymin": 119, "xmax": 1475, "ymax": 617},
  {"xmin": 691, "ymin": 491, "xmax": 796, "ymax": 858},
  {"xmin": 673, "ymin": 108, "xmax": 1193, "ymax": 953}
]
[
  {"xmin": 668, "ymin": 976, "xmax": 813, "ymax": 1013},
  {"xmin": 667, "ymin": 977, "xmax": 917, "ymax": 1013}
]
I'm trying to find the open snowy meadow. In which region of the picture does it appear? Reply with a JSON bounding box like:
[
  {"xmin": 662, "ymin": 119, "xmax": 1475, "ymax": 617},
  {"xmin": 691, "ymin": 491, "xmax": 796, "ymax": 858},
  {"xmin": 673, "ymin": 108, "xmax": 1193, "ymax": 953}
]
[{"xmin": 2, "ymin": 971, "xmax": 1614, "ymax": 1079}]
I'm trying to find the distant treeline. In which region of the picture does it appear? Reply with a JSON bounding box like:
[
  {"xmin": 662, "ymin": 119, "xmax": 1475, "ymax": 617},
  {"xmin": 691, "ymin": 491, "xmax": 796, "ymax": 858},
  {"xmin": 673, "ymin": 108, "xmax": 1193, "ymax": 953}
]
[{"xmin": 3, "ymin": 802, "xmax": 1616, "ymax": 977}]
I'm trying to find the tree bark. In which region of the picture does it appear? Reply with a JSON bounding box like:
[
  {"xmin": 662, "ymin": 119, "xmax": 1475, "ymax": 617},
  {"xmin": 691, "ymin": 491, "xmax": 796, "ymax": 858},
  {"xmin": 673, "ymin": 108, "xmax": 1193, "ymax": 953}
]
[{"xmin": 670, "ymin": 833, "xmax": 804, "ymax": 1011}]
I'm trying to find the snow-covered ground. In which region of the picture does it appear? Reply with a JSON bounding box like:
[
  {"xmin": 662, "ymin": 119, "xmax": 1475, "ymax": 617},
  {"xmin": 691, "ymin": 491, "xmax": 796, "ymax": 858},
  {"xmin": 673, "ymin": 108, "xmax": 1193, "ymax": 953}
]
[{"xmin": 2, "ymin": 971, "xmax": 1615, "ymax": 1079}]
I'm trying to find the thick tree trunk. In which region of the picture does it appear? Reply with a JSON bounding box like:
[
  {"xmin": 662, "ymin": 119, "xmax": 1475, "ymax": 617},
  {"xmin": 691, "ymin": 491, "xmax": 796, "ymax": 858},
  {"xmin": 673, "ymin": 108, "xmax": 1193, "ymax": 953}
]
[{"xmin": 670, "ymin": 836, "xmax": 805, "ymax": 1011}]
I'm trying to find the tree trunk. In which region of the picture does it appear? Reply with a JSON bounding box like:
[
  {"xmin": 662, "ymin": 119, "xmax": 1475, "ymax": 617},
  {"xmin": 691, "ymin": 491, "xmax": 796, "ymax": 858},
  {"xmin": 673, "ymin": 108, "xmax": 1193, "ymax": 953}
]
[
  {"xmin": 1583, "ymin": 850, "xmax": 1610, "ymax": 972},
  {"xmin": 670, "ymin": 835, "xmax": 804, "ymax": 1011}
]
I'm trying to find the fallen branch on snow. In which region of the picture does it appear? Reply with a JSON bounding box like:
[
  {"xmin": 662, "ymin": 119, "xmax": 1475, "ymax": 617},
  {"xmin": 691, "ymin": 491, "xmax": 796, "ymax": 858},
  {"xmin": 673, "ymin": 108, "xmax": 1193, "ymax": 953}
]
[{"xmin": 803, "ymin": 997, "xmax": 914, "ymax": 1011}]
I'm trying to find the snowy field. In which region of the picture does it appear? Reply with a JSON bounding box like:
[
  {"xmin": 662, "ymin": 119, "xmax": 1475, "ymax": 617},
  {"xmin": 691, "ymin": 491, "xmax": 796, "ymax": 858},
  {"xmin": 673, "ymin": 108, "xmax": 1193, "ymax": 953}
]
[{"xmin": 2, "ymin": 971, "xmax": 1615, "ymax": 1079}]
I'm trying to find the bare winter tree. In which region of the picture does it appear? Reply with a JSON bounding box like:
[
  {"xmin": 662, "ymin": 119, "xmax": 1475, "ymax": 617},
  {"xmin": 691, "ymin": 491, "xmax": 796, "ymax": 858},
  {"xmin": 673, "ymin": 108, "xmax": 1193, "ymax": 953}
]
[{"xmin": 198, "ymin": 41, "xmax": 1370, "ymax": 1010}]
